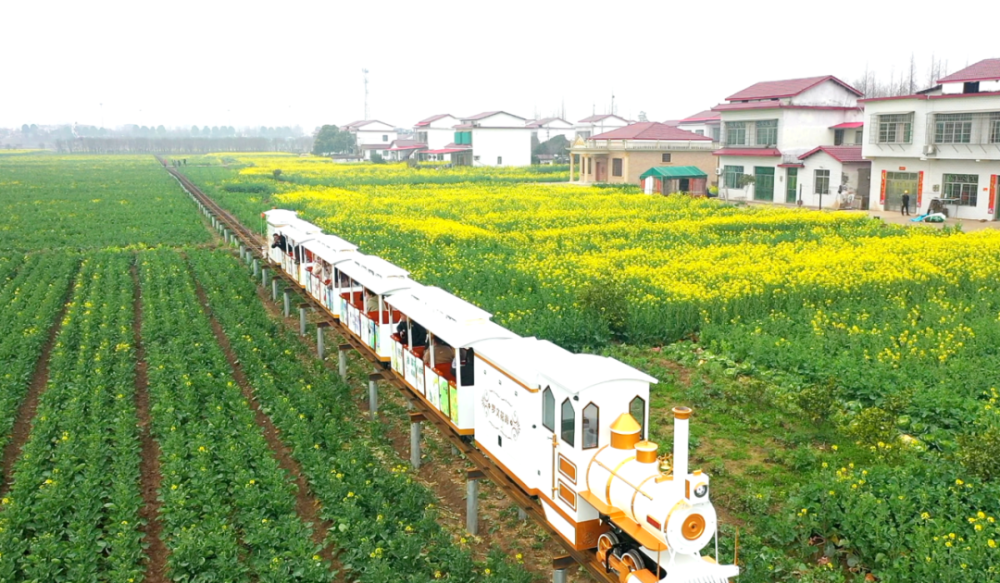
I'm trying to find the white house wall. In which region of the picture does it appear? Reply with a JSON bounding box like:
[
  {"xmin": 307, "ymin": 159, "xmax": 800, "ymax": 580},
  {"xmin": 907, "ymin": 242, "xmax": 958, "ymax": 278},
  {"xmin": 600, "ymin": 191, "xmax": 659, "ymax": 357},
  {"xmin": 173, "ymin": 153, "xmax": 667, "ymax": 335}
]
[
  {"xmin": 473, "ymin": 112, "xmax": 525, "ymax": 127},
  {"xmin": 717, "ymin": 155, "xmax": 781, "ymax": 201},
  {"xmin": 355, "ymin": 128, "xmax": 398, "ymax": 147},
  {"xmin": 793, "ymin": 82, "xmax": 861, "ymax": 107},
  {"xmin": 471, "ymin": 128, "xmax": 532, "ymax": 166},
  {"xmin": 869, "ymin": 157, "xmax": 998, "ymax": 220},
  {"xmin": 942, "ymin": 80, "xmax": 1000, "ymax": 94},
  {"xmin": 780, "ymin": 109, "xmax": 862, "ymax": 156}
]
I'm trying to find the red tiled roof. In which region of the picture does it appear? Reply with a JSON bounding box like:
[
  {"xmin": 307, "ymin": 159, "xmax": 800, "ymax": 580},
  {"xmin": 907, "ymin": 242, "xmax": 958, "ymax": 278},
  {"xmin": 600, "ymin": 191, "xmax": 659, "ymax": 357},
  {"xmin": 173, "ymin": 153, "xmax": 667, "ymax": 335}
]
[
  {"xmin": 525, "ymin": 117, "xmax": 570, "ymax": 128},
  {"xmin": 578, "ymin": 114, "xmax": 628, "ymax": 123},
  {"xmin": 662, "ymin": 119, "xmax": 681, "ymax": 127},
  {"xmin": 798, "ymin": 146, "xmax": 868, "ymax": 163},
  {"xmin": 726, "ymin": 75, "xmax": 862, "ymax": 101},
  {"xmin": 462, "ymin": 111, "xmax": 526, "ymax": 122},
  {"xmin": 713, "ymin": 102, "xmax": 858, "ymax": 112},
  {"xmin": 681, "ymin": 109, "xmax": 721, "ymax": 122},
  {"xmin": 415, "ymin": 114, "xmax": 453, "ymax": 127},
  {"xmin": 777, "ymin": 163, "xmax": 805, "ymax": 168},
  {"xmin": 342, "ymin": 120, "xmax": 393, "ymax": 130},
  {"xmin": 829, "ymin": 122, "xmax": 864, "ymax": 129},
  {"xmin": 713, "ymin": 148, "xmax": 781, "ymax": 157},
  {"xmin": 590, "ymin": 122, "xmax": 712, "ymax": 141},
  {"xmin": 938, "ymin": 59, "xmax": 1000, "ymax": 84}
]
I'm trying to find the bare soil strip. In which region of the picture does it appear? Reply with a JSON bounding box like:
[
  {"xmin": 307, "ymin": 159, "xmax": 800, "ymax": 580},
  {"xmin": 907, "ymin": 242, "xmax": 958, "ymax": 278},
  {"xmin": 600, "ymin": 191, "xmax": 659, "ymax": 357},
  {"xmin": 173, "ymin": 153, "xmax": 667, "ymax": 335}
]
[
  {"xmin": 190, "ymin": 270, "xmax": 338, "ymax": 570},
  {"xmin": 131, "ymin": 261, "xmax": 169, "ymax": 583},
  {"xmin": 0, "ymin": 265, "xmax": 78, "ymax": 497}
]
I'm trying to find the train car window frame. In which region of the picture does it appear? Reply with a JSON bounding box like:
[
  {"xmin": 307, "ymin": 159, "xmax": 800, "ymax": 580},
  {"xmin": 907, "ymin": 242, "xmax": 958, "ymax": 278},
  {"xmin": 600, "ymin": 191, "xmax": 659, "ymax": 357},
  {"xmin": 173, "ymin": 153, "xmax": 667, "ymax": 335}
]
[
  {"xmin": 630, "ymin": 396, "xmax": 646, "ymax": 438},
  {"xmin": 561, "ymin": 399, "xmax": 575, "ymax": 446},
  {"xmin": 582, "ymin": 402, "xmax": 599, "ymax": 449},
  {"xmin": 542, "ymin": 387, "xmax": 555, "ymax": 431}
]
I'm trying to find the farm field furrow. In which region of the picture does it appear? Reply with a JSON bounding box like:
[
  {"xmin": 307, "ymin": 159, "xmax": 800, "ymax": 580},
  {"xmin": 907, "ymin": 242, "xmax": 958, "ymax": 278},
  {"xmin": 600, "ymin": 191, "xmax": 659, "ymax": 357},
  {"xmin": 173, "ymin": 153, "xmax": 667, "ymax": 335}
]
[
  {"xmin": 0, "ymin": 253, "xmax": 76, "ymax": 457},
  {"xmin": 0, "ymin": 252, "xmax": 145, "ymax": 582},
  {"xmin": 138, "ymin": 249, "xmax": 331, "ymax": 583},
  {"xmin": 188, "ymin": 249, "xmax": 534, "ymax": 583}
]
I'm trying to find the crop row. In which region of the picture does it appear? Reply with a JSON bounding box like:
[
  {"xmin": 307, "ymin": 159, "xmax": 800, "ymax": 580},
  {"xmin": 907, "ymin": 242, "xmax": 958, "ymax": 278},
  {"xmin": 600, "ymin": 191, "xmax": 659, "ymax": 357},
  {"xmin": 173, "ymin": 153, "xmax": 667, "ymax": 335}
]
[
  {"xmin": 0, "ymin": 252, "xmax": 144, "ymax": 582},
  {"xmin": 0, "ymin": 253, "xmax": 77, "ymax": 455},
  {"xmin": 188, "ymin": 248, "xmax": 532, "ymax": 582},
  {"xmin": 138, "ymin": 249, "xmax": 330, "ymax": 583}
]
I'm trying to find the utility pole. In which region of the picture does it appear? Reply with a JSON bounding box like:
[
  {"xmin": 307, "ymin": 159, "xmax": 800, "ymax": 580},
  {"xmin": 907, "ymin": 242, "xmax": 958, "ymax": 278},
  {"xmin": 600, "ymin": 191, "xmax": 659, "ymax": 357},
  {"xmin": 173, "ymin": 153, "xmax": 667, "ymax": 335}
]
[
  {"xmin": 362, "ymin": 68, "xmax": 370, "ymax": 120},
  {"xmin": 611, "ymin": 92, "xmax": 615, "ymax": 115}
]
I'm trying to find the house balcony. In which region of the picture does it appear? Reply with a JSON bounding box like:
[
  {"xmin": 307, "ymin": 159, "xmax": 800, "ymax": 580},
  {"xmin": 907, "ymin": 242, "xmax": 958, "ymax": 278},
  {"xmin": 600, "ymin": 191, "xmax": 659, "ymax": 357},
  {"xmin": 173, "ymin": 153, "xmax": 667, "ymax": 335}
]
[{"xmin": 575, "ymin": 139, "xmax": 718, "ymax": 152}]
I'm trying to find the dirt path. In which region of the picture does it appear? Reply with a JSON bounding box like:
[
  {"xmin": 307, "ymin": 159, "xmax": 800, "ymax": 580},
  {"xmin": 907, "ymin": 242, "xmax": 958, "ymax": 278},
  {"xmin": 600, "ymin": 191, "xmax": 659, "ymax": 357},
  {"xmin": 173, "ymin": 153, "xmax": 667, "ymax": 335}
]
[
  {"xmin": 130, "ymin": 260, "xmax": 169, "ymax": 583},
  {"xmin": 0, "ymin": 265, "xmax": 77, "ymax": 497},
  {"xmin": 190, "ymin": 271, "xmax": 339, "ymax": 572}
]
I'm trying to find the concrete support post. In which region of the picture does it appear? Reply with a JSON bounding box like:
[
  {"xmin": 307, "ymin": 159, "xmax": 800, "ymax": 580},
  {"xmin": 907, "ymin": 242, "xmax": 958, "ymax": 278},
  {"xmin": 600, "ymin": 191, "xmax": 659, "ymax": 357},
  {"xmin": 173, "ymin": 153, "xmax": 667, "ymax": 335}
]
[
  {"xmin": 553, "ymin": 570, "xmax": 567, "ymax": 583},
  {"xmin": 452, "ymin": 445, "xmax": 460, "ymax": 456},
  {"xmin": 283, "ymin": 289, "xmax": 291, "ymax": 318},
  {"xmin": 552, "ymin": 557, "xmax": 574, "ymax": 583},
  {"xmin": 239, "ymin": 245, "xmax": 246, "ymax": 259},
  {"xmin": 272, "ymin": 279, "xmax": 279, "ymax": 302},
  {"xmin": 299, "ymin": 306, "xmax": 307, "ymax": 336},
  {"xmin": 338, "ymin": 343, "xmax": 350, "ymax": 380},
  {"xmin": 466, "ymin": 470, "xmax": 483, "ymax": 535},
  {"xmin": 261, "ymin": 266, "xmax": 268, "ymax": 288},
  {"xmin": 368, "ymin": 370, "xmax": 380, "ymax": 420},
  {"xmin": 316, "ymin": 327, "xmax": 325, "ymax": 360},
  {"xmin": 518, "ymin": 507, "xmax": 527, "ymax": 521},
  {"xmin": 410, "ymin": 416, "xmax": 422, "ymax": 469}
]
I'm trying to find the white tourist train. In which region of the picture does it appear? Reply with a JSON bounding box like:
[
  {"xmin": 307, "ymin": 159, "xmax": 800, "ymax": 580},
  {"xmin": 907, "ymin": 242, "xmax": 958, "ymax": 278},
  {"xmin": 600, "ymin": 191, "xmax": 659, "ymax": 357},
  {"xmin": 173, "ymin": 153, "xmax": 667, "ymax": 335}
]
[{"xmin": 262, "ymin": 209, "xmax": 739, "ymax": 583}]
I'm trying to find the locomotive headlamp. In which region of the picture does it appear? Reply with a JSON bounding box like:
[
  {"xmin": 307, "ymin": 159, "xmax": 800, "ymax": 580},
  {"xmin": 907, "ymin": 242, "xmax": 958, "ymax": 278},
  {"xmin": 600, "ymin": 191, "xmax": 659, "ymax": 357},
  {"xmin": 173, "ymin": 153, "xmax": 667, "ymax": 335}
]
[{"xmin": 694, "ymin": 483, "xmax": 708, "ymax": 498}]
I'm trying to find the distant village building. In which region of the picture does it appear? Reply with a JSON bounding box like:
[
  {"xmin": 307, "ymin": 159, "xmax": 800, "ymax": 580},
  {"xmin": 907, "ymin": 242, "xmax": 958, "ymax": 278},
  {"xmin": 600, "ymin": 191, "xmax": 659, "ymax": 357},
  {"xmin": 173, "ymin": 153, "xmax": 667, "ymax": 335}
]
[
  {"xmin": 385, "ymin": 139, "xmax": 426, "ymax": 162},
  {"xmin": 568, "ymin": 122, "xmax": 716, "ymax": 190},
  {"xmin": 713, "ymin": 76, "xmax": 867, "ymax": 207},
  {"xmin": 451, "ymin": 111, "xmax": 533, "ymax": 167},
  {"xmin": 526, "ymin": 118, "xmax": 575, "ymax": 143},
  {"xmin": 413, "ymin": 114, "xmax": 461, "ymax": 161},
  {"xmin": 676, "ymin": 110, "xmax": 721, "ymax": 142},
  {"xmin": 340, "ymin": 120, "xmax": 398, "ymax": 161},
  {"xmin": 575, "ymin": 114, "xmax": 630, "ymax": 139},
  {"xmin": 860, "ymin": 58, "xmax": 1000, "ymax": 220}
]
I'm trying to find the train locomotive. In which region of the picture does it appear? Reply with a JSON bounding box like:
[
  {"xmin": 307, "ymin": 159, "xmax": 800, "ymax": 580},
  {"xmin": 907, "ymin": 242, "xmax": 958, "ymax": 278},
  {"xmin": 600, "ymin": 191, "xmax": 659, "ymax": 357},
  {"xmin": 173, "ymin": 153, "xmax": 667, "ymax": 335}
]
[{"xmin": 263, "ymin": 210, "xmax": 740, "ymax": 583}]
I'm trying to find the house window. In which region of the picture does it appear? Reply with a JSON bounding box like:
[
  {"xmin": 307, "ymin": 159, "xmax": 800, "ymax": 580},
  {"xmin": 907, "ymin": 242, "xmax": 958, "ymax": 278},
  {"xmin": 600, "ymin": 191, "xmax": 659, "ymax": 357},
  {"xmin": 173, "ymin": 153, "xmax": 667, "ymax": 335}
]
[
  {"xmin": 629, "ymin": 396, "xmax": 645, "ymax": 437},
  {"xmin": 542, "ymin": 388, "xmax": 554, "ymax": 431},
  {"xmin": 854, "ymin": 130, "xmax": 863, "ymax": 145},
  {"xmin": 695, "ymin": 129, "xmax": 704, "ymax": 135},
  {"xmin": 561, "ymin": 399, "xmax": 575, "ymax": 446},
  {"xmin": 935, "ymin": 113, "xmax": 973, "ymax": 144},
  {"xmin": 877, "ymin": 113, "xmax": 913, "ymax": 144},
  {"xmin": 612, "ymin": 158, "xmax": 623, "ymax": 177},
  {"xmin": 755, "ymin": 120, "xmax": 778, "ymax": 146},
  {"xmin": 992, "ymin": 114, "xmax": 1000, "ymax": 143},
  {"xmin": 382, "ymin": 135, "xmax": 388, "ymax": 142},
  {"xmin": 582, "ymin": 403, "xmax": 599, "ymax": 449},
  {"xmin": 723, "ymin": 165, "xmax": 744, "ymax": 189},
  {"xmin": 834, "ymin": 129, "xmax": 845, "ymax": 146},
  {"xmin": 661, "ymin": 153, "xmax": 672, "ymax": 163},
  {"xmin": 944, "ymin": 174, "xmax": 979, "ymax": 206},
  {"xmin": 815, "ymin": 169, "xmax": 830, "ymax": 195},
  {"xmin": 497, "ymin": 156, "xmax": 502, "ymax": 165},
  {"xmin": 711, "ymin": 126, "xmax": 721, "ymax": 142},
  {"xmin": 726, "ymin": 122, "xmax": 746, "ymax": 145}
]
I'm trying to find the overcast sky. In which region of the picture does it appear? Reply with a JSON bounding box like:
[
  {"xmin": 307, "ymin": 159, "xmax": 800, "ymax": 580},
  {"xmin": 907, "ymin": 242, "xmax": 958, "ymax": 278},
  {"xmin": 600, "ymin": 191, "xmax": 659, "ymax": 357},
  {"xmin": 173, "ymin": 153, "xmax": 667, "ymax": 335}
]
[{"xmin": 2, "ymin": 0, "xmax": 995, "ymax": 132}]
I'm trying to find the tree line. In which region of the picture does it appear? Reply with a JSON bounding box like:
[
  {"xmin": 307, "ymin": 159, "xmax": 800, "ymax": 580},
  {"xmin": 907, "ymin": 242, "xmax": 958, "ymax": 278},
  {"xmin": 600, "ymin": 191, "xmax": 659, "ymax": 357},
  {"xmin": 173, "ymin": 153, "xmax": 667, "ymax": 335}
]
[{"xmin": 54, "ymin": 136, "xmax": 313, "ymax": 154}]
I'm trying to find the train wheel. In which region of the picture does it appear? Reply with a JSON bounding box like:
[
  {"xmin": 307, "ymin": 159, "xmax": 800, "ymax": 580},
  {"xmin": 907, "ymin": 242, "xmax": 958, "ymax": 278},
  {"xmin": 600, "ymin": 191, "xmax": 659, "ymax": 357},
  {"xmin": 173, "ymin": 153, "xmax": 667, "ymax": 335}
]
[
  {"xmin": 621, "ymin": 549, "xmax": 645, "ymax": 572},
  {"xmin": 597, "ymin": 532, "xmax": 619, "ymax": 555}
]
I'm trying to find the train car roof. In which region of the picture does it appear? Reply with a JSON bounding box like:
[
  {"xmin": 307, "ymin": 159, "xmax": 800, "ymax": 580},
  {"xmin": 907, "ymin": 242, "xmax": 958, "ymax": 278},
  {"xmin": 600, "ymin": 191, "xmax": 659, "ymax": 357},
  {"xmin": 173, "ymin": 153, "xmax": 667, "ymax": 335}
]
[
  {"xmin": 302, "ymin": 234, "xmax": 358, "ymax": 263},
  {"xmin": 475, "ymin": 337, "xmax": 657, "ymax": 394},
  {"xmin": 337, "ymin": 254, "xmax": 415, "ymax": 296},
  {"xmin": 278, "ymin": 221, "xmax": 321, "ymax": 244},
  {"xmin": 263, "ymin": 209, "xmax": 299, "ymax": 226},
  {"xmin": 386, "ymin": 286, "xmax": 517, "ymax": 347}
]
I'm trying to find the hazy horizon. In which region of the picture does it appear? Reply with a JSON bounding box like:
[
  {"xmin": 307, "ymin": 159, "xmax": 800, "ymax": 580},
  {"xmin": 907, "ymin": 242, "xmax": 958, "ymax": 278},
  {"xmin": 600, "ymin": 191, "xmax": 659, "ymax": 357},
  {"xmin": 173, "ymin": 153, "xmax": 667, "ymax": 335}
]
[{"xmin": 3, "ymin": 0, "xmax": 995, "ymax": 132}]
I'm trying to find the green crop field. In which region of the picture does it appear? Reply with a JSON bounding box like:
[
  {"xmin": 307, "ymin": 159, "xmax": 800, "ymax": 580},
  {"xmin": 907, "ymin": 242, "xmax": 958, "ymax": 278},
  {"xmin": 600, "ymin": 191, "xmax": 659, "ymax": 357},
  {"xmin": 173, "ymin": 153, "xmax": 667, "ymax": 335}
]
[{"xmin": 0, "ymin": 153, "xmax": 997, "ymax": 583}]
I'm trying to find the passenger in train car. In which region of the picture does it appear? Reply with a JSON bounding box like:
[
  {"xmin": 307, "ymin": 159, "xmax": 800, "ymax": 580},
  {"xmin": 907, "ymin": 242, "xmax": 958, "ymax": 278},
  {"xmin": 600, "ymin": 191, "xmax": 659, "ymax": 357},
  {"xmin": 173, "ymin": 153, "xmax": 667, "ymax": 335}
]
[
  {"xmin": 423, "ymin": 337, "xmax": 455, "ymax": 367},
  {"xmin": 450, "ymin": 347, "xmax": 475, "ymax": 385},
  {"xmin": 364, "ymin": 291, "xmax": 380, "ymax": 312},
  {"xmin": 271, "ymin": 233, "xmax": 286, "ymax": 250},
  {"xmin": 397, "ymin": 319, "xmax": 427, "ymax": 347}
]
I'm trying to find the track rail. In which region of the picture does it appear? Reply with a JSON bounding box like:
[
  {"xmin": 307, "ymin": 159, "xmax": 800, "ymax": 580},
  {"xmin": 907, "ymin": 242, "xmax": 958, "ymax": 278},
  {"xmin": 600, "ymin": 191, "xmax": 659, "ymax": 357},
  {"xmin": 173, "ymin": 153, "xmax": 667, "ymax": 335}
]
[{"xmin": 156, "ymin": 157, "xmax": 617, "ymax": 583}]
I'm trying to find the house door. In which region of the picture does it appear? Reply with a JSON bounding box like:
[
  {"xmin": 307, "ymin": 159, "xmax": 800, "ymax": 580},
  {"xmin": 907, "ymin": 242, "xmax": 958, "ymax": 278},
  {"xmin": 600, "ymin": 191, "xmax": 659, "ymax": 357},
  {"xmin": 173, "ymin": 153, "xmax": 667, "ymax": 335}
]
[
  {"xmin": 754, "ymin": 167, "xmax": 775, "ymax": 201},
  {"xmin": 595, "ymin": 161, "xmax": 606, "ymax": 182},
  {"xmin": 857, "ymin": 167, "xmax": 872, "ymax": 210},
  {"xmin": 785, "ymin": 168, "xmax": 798, "ymax": 203},
  {"xmin": 884, "ymin": 172, "xmax": 919, "ymax": 211},
  {"xmin": 679, "ymin": 178, "xmax": 690, "ymax": 192}
]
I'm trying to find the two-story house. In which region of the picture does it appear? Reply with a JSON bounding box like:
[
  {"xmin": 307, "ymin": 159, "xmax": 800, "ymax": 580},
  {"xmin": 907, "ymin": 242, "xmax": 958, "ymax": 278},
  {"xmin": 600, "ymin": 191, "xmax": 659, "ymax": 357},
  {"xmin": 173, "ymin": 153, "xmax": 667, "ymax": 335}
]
[
  {"xmin": 676, "ymin": 110, "xmax": 721, "ymax": 142},
  {"xmin": 575, "ymin": 114, "xmax": 630, "ymax": 139},
  {"xmin": 569, "ymin": 122, "xmax": 716, "ymax": 190},
  {"xmin": 340, "ymin": 120, "xmax": 398, "ymax": 161},
  {"xmin": 714, "ymin": 76, "xmax": 866, "ymax": 207},
  {"xmin": 413, "ymin": 114, "xmax": 461, "ymax": 161},
  {"xmin": 452, "ymin": 111, "xmax": 533, "ymax": 167},
  {"xmin": 526, "ymin": 117, "xmax": 575, "ymax": 144},
  {"xmin": 861, "ymin": 58, "xmax": 1000, "ymax": 220}
]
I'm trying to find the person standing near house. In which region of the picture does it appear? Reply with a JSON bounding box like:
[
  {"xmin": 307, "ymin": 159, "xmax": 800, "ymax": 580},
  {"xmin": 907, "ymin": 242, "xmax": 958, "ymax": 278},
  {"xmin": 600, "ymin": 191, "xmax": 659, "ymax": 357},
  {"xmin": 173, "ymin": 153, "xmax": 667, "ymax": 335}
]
[{"xmin": 901, "ymin": 191, "xmax": 911, "ymax": 216}]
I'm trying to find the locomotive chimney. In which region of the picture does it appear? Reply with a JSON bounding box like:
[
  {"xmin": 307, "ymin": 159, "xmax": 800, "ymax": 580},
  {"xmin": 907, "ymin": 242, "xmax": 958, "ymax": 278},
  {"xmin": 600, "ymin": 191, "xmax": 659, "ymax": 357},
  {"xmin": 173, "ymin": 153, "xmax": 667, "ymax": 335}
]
[{"xmin": 672, "ymin": 406, "xmax": 692, "ymax": 478}]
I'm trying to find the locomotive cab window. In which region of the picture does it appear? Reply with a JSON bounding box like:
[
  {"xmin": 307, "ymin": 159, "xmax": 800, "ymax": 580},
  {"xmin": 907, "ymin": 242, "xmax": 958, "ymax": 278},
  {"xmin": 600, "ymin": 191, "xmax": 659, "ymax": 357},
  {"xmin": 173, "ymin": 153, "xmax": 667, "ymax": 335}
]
[
  {"xmin": 630, "ymin": 396, "xmax": 646, "ymax": 437},
  {"xmin": 561, "ymin": 399, "xmax": 575, "ymax": 446},
  {"xmin": 582, "ymin": 403, "xmax": 599, "ymax": 449},
  {"xmin": 542, "ymin": 387, "xmax": 554, "ymax": 431}
]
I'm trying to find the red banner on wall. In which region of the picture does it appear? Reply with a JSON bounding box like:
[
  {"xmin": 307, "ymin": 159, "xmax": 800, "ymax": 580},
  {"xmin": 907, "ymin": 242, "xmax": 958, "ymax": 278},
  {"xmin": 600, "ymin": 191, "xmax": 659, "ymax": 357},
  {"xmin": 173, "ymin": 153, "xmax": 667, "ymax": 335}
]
[
  {"xmin": 879, "ymin": 170, "xmax": 887, "ymax": 206},
  {"xmin": 990, "ymin": 175, "xmax": 998, "ymax": 216},
  {"xmin": 917, "ymin": 171, "xmax": 924, "ymax": 209}
]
